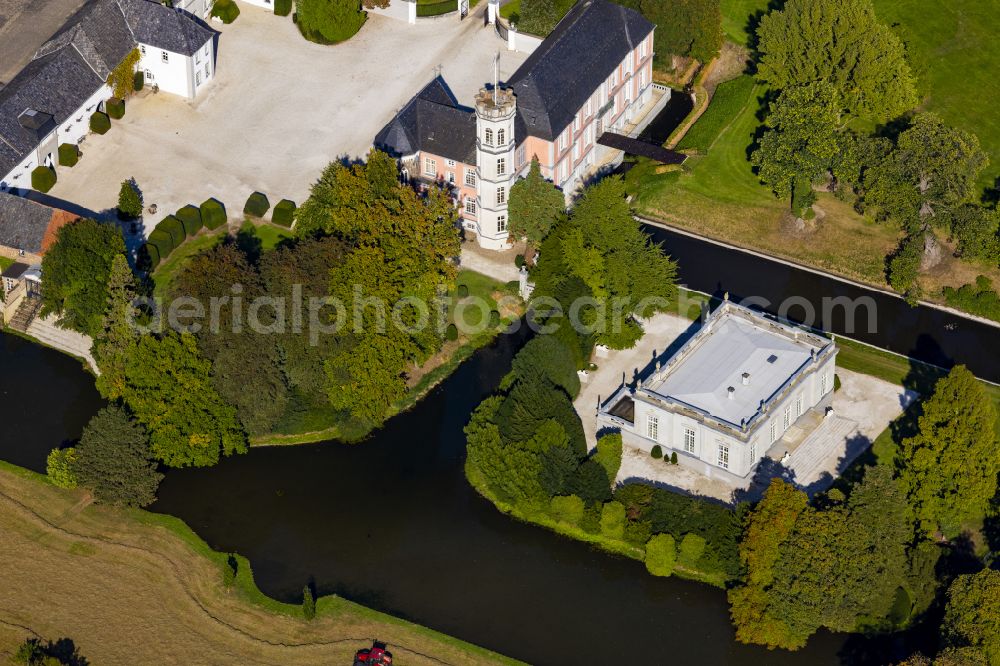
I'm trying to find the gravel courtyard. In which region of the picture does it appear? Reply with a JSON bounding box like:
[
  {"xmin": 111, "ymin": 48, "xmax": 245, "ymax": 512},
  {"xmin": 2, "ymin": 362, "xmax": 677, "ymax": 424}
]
[{"xmin": 46, "ymin": 4, "xmax": 528, "ymax": 229}]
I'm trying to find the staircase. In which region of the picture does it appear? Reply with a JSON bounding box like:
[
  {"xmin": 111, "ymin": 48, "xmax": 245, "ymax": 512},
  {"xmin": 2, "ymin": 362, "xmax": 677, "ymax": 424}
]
[{"xmin": 8, "ymin": 296, "xmax": 42, "ymax": 332}]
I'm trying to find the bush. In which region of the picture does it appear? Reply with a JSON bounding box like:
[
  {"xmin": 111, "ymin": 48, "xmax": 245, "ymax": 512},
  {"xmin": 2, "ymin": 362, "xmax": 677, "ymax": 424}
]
[
  {"xmin": 456, "ymin": 283, "xmax": 470, "ymax": 299},
  {"xmin": 139, "ymin": 242, "xmax": 160, "ymax": 269},
  {"xmin": 943, "ymin": 275, "xmax": 1000, "ymax": 323},
  {"xmin": 211, "ymin": 0, "xmax": 240, "ymax": 23},
  {"xmin": 201, "ymin": 198, "xmax": 227, "ymax": 229},
  {"xmin": 118, "ymin": 179, "xmax": 143, "ymax": 219},
  {"xmin": 593, "ymin": 432, "xmax": 622, "ymax": 483},
  {"xmin": 515, "ymin": 253, "xmax": 525, "ymax": 268},
  {"xmin": 223, "ymin": 554, "xmax": 237, "ymax": 587},
  {"xmin": 645, "ymin": 533, "xmax": 676, "ymax": 577},
  {"xmin": 90, "ymin": 111, "xmax": 111, "ymax": 134},
  {"xmin": 580, "ymin": 502, "xmax": 601, "ymax": 534},
  {"xmin": 30, "ymin": 165, "xmax": 56, "ymax": 193},
  {"xmin": 157, "ymin": 215, "xmax": 186, "ymax": 247},
  {"xmin": 133, "ymin": 70, "xmax": 144, "ymax": 91},
  {"xmin": 834, "ymin": 374, "xmax": 842, "ymax": 392},
  {"xmin": 176, "ymin": 205, "xmax": 203, "ymax": 236},
  {"xmin": 489, "ymin": 309, "xmax": 501, "ymax": 327},
  {"xmin": 106, "ymin": 97, "xmax": 125, "ymax": 120},
  {"xmin": 302, "ymin": 585, "xmax": 315, "ymax": 620},
  {"xmin": 446, "ymin": 323, "xmax": 459, "ymax": 341},
  {"xmin": 148, "ymin": 228, "xmax": 174, "ymax": 259},
  {"xmin": 504, "ymin": 280, "xmax": 520, "ymax": 293},
  {"xmin": 670, "ymin": 451, "xmax": 678, "ymax": 465},
  {"xmin": 244, "ymin": 191, "xmax": 270, "ymax": 218},
  {"xmin": 550, "ymin": 494, "xmax": 585, "ymax": 526},
  {"xmin": 677, "ymin": 533, "xmax": 707, "ymax": 567},
  {"xmin": 58, "ymin": 142, "xmax": 79, "ymax": 167},
  {"xmin": 651, "ymin": 444, "xmax": 663, "ymax": 459},
  {"xmin": 272, "ymin": 199, "xmax": 296, "ymax": 227},
  {"xmin": 599, "ymin": 501, "xmax": 626, "ymax": 540},
  {"xmin": 275, "ymin": 0, "xmax": 292, "ymax": 15},
  {"xmin": 623, "ymin": 519, "xmax": 652, "ymax": 546},
  {"xmin": 46, "ymin": 447, "xmax": 78, "ymax": 488}
]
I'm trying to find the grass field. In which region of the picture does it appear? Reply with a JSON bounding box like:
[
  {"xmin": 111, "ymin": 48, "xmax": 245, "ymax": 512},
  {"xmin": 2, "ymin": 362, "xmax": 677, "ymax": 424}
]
[
  {"xmin": 675, "ymin": 75, "xmax": 756, "ymax": 152},
  {"xmin": 0, "ymin": 463, "xmax": 519, "ymax": 665}
]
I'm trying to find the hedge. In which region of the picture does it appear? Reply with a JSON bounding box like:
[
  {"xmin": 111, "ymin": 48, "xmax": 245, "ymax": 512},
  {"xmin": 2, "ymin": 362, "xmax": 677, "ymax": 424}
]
[
  {"xmin": 148, "ymin": 228, "xmax": 175, "ymax": 259},
  {"xmin": 133, "ymin": 71, "xmax": 144, "ymax": 92},
  {"xmin": 211, "ymin": 0, "xmax": 240, "ymax": 23},
  {"xmin": 416, "ymin": 0, "xmax": 456, "ymax": 16},
  {"xmin": 90, "ymin": 111, "xmax": 110, "ymax": 134},
  {"xmin": 274, "ymin": 0, "xmax": 292, "ymax": 16},
  {"xmin": 201, "ymin": 198, "xmax": 227, "ymax": 229},
  {"xmin": 58, "ymin": 143, "xmax": 79, "ymax": 167},
  {"xmin": 243, "ymin": 192, "xmax": 270, "ymax": 218},
  {"xmin": 31, "ymin": 166, "xmax": 56, "ymax": 193},
  {"xmin": 106, "ymin": 97, "xmax": 125, "ymax": 120},
  {"xmin": 271, "ymin": 199, "xmax": 296, "ymax": 227},
  {"xmin": 645, "ymin": 534, "xmax": 676, "ymax": 577},
  {"xmin": 140, "ymin": 242, "xmax": 161, "ymax": 270},
  {"xmin": 176, "ymin": 205, "xmax": 203, "ymax": 236},
  {"xmin": 157, "ymin": 215, "xmax": 186, "ymax": 247}
]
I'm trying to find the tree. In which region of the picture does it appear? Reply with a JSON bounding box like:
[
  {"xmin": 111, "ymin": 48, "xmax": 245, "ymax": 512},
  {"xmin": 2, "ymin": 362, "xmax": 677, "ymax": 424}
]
[
  {"xmin": 550, "ymin": 494, "xmax": 585, "ymax": 525},
  {"xmin": 751, "ymin": 82, "xmax": 843, "ymax": 201},
  {"xmin": 568, "ymin": 459, "xmax": 611, "ymax": 503},
  {"xmin": 73, "ymin": 405, "xmax": 161, "ymax": 507},
  {"xmin": 117, "ymin": 178, "xmax": 143, "ymax": 219},
  {"xmin": 644, "ymin": 533, "xmax": 676, "ymax": 576},
  {"xmin": 593, "ymin": 432, "xmax": 622, "ymax": 482},
  {"xmin": 508, "ymin": 157, "xmax": 565, "ymax": 246},
  {"xmin": 887, "ymin": 232, "xmax": 925, "ymax": 299},
  {"xmin": 123, "ymin": 332, "xmax": 246, "ymax": 467},
  {"xmin": 950, "ymin": 205, "xmax": 1000, "ymax": 263},
  {"xmin": 897, "ymin": 365, "xmax": 999, "ymax": 538},
  {"xmin": 755, "ymin": 0, "xmax": 917, "ymax": 122},
  {"xmin": 940, "ymin": 569, "xmax": 1000, "ymax": 665},
  {"xmin": 46, "ymin": 448, "xmax": 78, "ymax": 489},
  {"xmin": 302, "ymin": 585, "xmax": 316, "ymax": 620},
  {"xmin": 677, "ymin": 532, "xmax": 706, "ymax": 567},
  {"xmin": 600, "ymin": 501, "xmax": 626, "ymax": 539},
  {"xmin": 295, "ymin": 0, "xmax": 365, "ymax": 44},
  {"xmin": 40, "ymin": 219, "xmax": 126, "ymax": 337},
  {"xmin": 93, "ymin": 255, "xmax": 138, "ymax": 400},
  {"xmin": 507, "ymin": 334, "xmax": 580, "ymax": 398},
  {"xmin": 496, "ymin": 373, "xmax": 586, "ymax": 455},
  {"xmin": 620, "ymin": 0, "xmax": 722, "ymax": 63},
  {"xmin": 465, "ymin": 396, "xmax": 549, "ymax": 504}
]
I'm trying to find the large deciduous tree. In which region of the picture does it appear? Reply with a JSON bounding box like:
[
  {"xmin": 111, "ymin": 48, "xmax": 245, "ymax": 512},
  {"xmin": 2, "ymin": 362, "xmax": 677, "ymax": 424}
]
[
  {"xmin": 508, "ymin": 157, "xmax": 565, "ymax": 247},
  {"xmin": 940, "ymin": 569, "xmax": 1000, "ymax": 665},
  {"xmin": 619, "ymin": 0, "xmax": 722, "ymax": 64},
  {"xmin": 896, "ymin": 365, "xmax": 999, "ymax": 538},
  {"xmin": 73, "ymin": 405, "xmax": 162, "ymax": 507},
  {"xmin": 755, "ymin": 0, "xmax": 917, "ymax": 122},
  {"xmin": 41, "ymin": 219, "xmax": 126, "ymax": 337},
  {"xmin": 93, "ymin": 254, "xmax": 139, "ymax": 401}
]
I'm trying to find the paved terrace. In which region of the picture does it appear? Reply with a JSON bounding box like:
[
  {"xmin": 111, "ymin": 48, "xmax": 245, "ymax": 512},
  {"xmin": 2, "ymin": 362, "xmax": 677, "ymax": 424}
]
[{"xmin": 46, "ymin": 6, "xmax": 529, "ymax": 230}]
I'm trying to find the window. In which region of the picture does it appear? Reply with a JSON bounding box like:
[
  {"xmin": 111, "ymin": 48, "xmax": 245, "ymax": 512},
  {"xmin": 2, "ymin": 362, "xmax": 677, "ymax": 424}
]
[
  {"xmin": 750, "ymin": 438, "xmax": 757, "ymax": 462},
  {"xmin": 196, "ymin": 71, "xmax": 202, "ymax": 85},
  {"xmin": 640, "ymin": 39, "xmax": 647, "ymax": 58},
  {"xmin": 497, "ymin": 215, "xmax": 507, "ymax": 232},
  {"xmin": 573, "ymin": 114, "xmax": 580, "ymax": 132},
  {"xmin": 560, "ymin": 160, "xmax": 568, "ymax": 181},
  {"xmin": 484, "ymin": 128, "xmax": 493, "ymax": 145},
  {"xmin": 496, "ymin": 186, "xmax": 506, "ymax": 205},
  {"xmin": 497, "ymin": 128, "xmax": 505, "ymax": 145},
  {"xmin": 516, "ymin": 144, "xmax": 526, "ymax": 166},
  {"xmin": 447, "ymin": 171, "xmax": 455, "ymax": 184},
  {"xmin": 638, "ymin": 69, "xmax": 645, "ymax": 89},
  {"xmin": 140, "ymin": 45, "xmax": 146, "ymax": 56},
  {"xmin": 610, "ymin": 70, "xmax": 617, "ymax": 87},
  {"xmin": 783, "ymin": 406, "xmax": 791, "ymax": 430},
  {"xmin": 204, "ymin": 63, "xmax": 210, "ymax": 78},
  {"xmin": 586, "ymin": 98, "xmax": 592, "ymax": 117},
  {"xmin": 770, "ymin": 421, "xmax": 777, "ymax": 443},
  {"xmin": 624, "ymin": 80, "xmax": 631, "ymax": 102},
  {"xmin": 424, "ymin": 157, "xmax": 436, "ymax": 176},
  {"xmin": 572, "ymin": 141, "xmax": 579, "ymax": 161},
  {"xmin": 558, "ymin": 131, "xmax": 566, "ymax": 151},
  {"xmin": 465, "ymin": 169, "xmax": 476, "ymax": 187},
  {"xmin": 446, "ymin": 158, "xmax": 456, "ymax": 167},
  {"xmin": 683, "ymin": 427, "xmax": 696, "ymax": 454},
  {"xmin": 795, "ymin": 396, "xmax": 802, "ymax": 418},
  {"xmin": 496, "ymin": 157, "xmax": 506, "ymax": 175},
  {"xmin": 161, "ymin": 51, "xmax": 169, "ymax": 63},
  {"xmin": 464, "ymin": 198, "xmax": 476, "ymax": 215},
  {"xmin": 145, "ymin": 69, "xmax": 153, "ymax": 81},
  {"xmin": 204, "ymin": 44, "xmax": 209, "ymax": 56},
  {"xmin": 647, "ymin": 415, "xmax": 659, "ymax": 441},
  {"xmin": 717, "ymin": 442, "xmax": 730, "ymax": 469}
]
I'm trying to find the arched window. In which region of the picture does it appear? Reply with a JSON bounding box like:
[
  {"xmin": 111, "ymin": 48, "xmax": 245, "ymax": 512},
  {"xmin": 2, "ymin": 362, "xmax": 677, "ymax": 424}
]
[{"xmin": 497, "ymin": 128, "xmax": 505, "ymax": 145}]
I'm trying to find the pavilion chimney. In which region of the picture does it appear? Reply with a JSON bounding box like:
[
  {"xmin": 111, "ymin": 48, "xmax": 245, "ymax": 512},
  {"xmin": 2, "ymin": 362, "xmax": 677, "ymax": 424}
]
[
  {"xmin": 727, "ymin": 386, "xmax": 736, "ymax": 400},
  {"xmin": 742, "ymin": 372, "xmax": 750, "ymax": 385}
]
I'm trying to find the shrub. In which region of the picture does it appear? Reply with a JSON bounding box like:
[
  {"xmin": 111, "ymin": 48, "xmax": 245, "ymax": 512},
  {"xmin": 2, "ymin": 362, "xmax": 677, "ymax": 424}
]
[
  {"xmin": 834, "ymin": 374, "xmax": 842, "ymax": 392},
  {"xmin": 645, "ymin": 533, "xmax": 676, "ymax": 576},
  {"xmin": 46, "ymin": 447, "xmax": 78, "ymax": 488},
  {"xmin": 599, "ymin": 501, "xmax": 626, "ymax": 540},
  {"xmin": 201, "ymin": 198, "xmax": 227, "ymax": 229},
  {"xmin": 176, "ymin": 205, "xmax": 203, "ymax": 236},
  {"xmin": 148, "ymin": 228, "xmax": 174, "ymax": 259},
  {"xmin": 244, "ymin": 191, "xmax": 270, "ymax": 218},
  {"xmin": 651, "ymin": 444, "xmax": 663, "ymax": 459},
  {"xmin": 90, "ymin": 111, "xmax": 111, "ymax": 134},
  {"xmin": 133, "ymin": 70, "xmax": 144, "ymax": 91},
  {"xmin": 157, "ymin": 215, "xmax": 186, "ymax": 247},
  {"xmin": 593, "ymin": 432, "xmax": 622, "ymax": 482},
  {"xmin": 30, "ymin": 165, "xmax": 56, "ymax": 193},
  {"xmin": 489, "ymin": 309, "xmax": 501, "ymax": 327},
  {"xmin": 275, "ymin": 0, "xmax": 292, "ymax": 15},
  {"xmin": 550, "ymin": 494, "xmax": 585, "ymax": 526},
  {"xmin": 272, "ymin": 199, "xmax": 296, "ymax": 227},
  {"xmin": 515, "ymin": 253, "xmax": 525, "ymax": 268},
  {"xmin": 211, "ymin": 0, "xmax": 240, "ymax": 23},
  {"xmin": 504, "ymin": 280, "xmax": 520, "ymax": 293},
  {"xmin": 580, "ymin": 502, "xmax": 601, "ymax": 534},
  {"xmin": 446, "ymin": 323, "xmax": 458, "ymax": 341},
  {"xmin": 106, "ymin": 97, "xmax": 125, "ymax": 120},
  {"xmin": 943, "ymin": 275, "xmax": 1000, "ymax": 323},
  {"xmin": 58, "ymin": 142, "xmax": 79, "ymax": 167},
  {"xmin": 624, "ymin": 519, "xmax": 652, "ymax": 546},
  {"xmin": 139, "ymin": 242, "xmax": 160, "ymax": 269},
  {"xmin": 670, "ymin": 451, "xmax": 678, "ymax": 465},
  {"xmin": 296, "ymin": 0, "xmax": 365, "ymax": 43},
  {"xmin": 118, "ymin": 179, "xmax": 143, "ymax": 219},
  {"xmin": 223, "ymin": 554, "xmax": 237, "ymax": 587},
  {"xmin": 677, "ymin": 533, "xmax": 707, "ymax": 567},
  {"xmin": 302, "ymin": 585, "xmax": 316, "ymax": 620},
  {"xmin": 456, "ymin": 283, "xmax": 470, "ymax": 299}
]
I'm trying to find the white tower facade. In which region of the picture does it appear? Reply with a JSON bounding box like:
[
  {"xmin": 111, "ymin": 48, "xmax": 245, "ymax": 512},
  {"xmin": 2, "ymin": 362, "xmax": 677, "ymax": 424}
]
[{"xmin": 474, "ymin": 87, "xmax": 516, "ymax": 250}]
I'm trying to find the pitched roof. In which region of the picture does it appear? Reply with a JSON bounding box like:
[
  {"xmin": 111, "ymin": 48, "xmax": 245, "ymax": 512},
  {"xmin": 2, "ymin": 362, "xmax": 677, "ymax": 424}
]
[
  {"xmin": 374, "ymin": 78, "xmax": 477, "ymax": 165},
  {"xmin": 508, "ymin": 0, "xmax": 654, "ymax": 141},
  {"xmin": 119, "ymin": 0, "xmax": 215, "ymax": 56},
  {"xmin": 0, "ymin": 191, "xmax": 79, "ymax": 255}
]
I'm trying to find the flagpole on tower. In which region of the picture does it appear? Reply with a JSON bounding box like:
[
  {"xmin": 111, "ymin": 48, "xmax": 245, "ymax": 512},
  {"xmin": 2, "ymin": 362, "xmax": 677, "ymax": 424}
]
[{"xmin": 493, "ymin": 52, "xmax": 499, "ymax": 105}]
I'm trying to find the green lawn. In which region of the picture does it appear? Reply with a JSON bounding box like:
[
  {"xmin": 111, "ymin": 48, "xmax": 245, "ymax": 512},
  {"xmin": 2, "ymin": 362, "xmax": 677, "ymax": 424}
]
[
  {"xmin": 499, "ymin": 0, "xmax": 519, "ymax": 19},
  {"xmin": 0, "ymin": 256, "xmax": 13, "ymax": 272},
  {"xmin": 151, "ymin": 228, "xmax": 226, "ymax": 300},
  {"xmin": 675, "ymin": 74, "xmax": 756, "ymax": 153},
  {"xmin": 238, "ymin": 221, "xmax": 294, "ymax": 252}
]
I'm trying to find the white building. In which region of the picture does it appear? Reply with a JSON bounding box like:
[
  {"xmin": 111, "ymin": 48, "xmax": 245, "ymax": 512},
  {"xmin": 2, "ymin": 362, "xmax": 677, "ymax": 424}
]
[
  {"xmin": 0, "ymin": 0, "xmax": 216, "ymax": 194},
  {"xmin": 598, "ymin": 300, "xmax": 838, "ymax": 484}
]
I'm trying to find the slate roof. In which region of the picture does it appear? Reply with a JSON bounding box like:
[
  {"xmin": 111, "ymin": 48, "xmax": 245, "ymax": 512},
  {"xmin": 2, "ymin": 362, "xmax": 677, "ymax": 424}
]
[
  {"xmin": 0, "ymin": 191, "xmax": 78, "ymax": 255},
  {"xmin": 508, "ymin": 0, "xmax": 654, "ymax": 141},
  {"xmin": 120, "ymin": 0, "xmax": 215, "ymax": 57},
  {"xmin": 374, "ymin": 78, "xmax": 477, "ymax": 165}
]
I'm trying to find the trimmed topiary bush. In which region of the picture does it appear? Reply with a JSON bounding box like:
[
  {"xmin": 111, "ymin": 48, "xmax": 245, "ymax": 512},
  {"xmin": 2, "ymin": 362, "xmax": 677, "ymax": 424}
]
[
  {"xmin": 176, "ymin": 205, "xmax": 203, "ymax": 236},
  {"xmin": 58, "ymin": 143, "xmax": 79, "ymax": 167},
  {"xmin": 274, "ymin": 0, "xmax": 292, "ymax": 16},
  {"xmin": 106, "ymin": 97, "xmax": 125, "ymax": 120},
  {"xmin": 212, "ymin": 0, "xmax": 240, "ymax": 23},
  {"xmin": 550, "ymin": 494, "xmax": 585, "ymax": 526},
  {"xmin": 677, "ymin": 533, "xmax": 707, "ymax": 568},
  {"xmin": 90, "ymin": 111, "xmax": 110, "ymax": 134},
  {"xmin": 139, "ymin": 242, "xmax": 161, "ymax": 270},
  {"xmin": 644, "ymin": 533, "xmax": 676, "ymax": 577},
  {"xmin": 133, "ymin": 70, "xmax": 144, "ymax": 92},
  {"xmin": 456, "ymin": 283, "xmax": 470, "ymax": 299},
  {"xmin": 650, "ymin": 444, "xmax": 663, "ymax": 459},
  {"xmin": 148, "ymin": 228, "xmax": 175, "ymax": 259},
  {"xmin": 599, "ymin": 501, "xmax": 626, "ymax": 540},
  {"xmin": 243, "ymin": 191, "xmax": 270, "ymax": 218},
  {"xmin": 489, "ymin": 309, "xmax": 501, "ymax": 327},
  {"xmin": 670, "ymin": 451, "xmax": 678, "ymax": 465},
  {"xmin": 31, "ymin": 166, "xmax": 56, "ymax": 193},
  {"xmin": 446, "ymin": 323, "xmax": 458, "ymax": 341},
  {"xmin": 201, "ymin": 198, "xmax": 227, "ymax": 229},
  {"xmin": 834, "ymin": 374, "xmax": 842, "ymax": 392},
  {"xmin": 271, "ymin": 199, "xmax": 296, "ymax": 227},
  {"xmin": 157, "ymin": 215, "xmax": 186, "ymax": 247},
  {"xmin": 515, "ymin": 253, "xmax": 525, "ymax": 268}
]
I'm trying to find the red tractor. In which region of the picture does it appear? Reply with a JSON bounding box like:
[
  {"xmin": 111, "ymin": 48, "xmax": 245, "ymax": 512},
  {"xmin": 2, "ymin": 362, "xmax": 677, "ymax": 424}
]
[{"xmin": 353, "ymin": 640, "xmax": 393, "ymax": 665}]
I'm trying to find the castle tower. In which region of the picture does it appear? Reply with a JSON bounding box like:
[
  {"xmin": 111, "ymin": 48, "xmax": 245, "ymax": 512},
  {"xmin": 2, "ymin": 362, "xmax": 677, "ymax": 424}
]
[{"xmin": 474, "ymin": 86, "xmax": 516, "ymax": 250}]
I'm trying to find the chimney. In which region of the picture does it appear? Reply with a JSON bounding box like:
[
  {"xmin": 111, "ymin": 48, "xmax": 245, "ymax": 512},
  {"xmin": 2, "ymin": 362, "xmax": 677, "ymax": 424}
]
[
  {"xmin": 742, "ymin": 372, "xmax": 750, "ymax": 385},
  {"xmin": 727, "ymin": 386, "xmax": 736, "ymax": 400}
]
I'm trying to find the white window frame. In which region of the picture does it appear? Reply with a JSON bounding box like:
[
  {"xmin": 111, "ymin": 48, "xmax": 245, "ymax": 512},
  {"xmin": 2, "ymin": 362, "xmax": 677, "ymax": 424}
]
[
  {"xmin": 447, "ymin": 171, "xmax": 455, "ymax": 185},
  {"xmin": 446, "ymin": 158, "xmax": 456, "ymax": 167},
  {"xmin": 161, "ymin": 51, "xmax": 169, "ymax": 63},
  {"xmin": 497, "ymin": 214, "xmax": 507, "ymax": 233},
  {"xmin": 140, "ymin": 45, "xmax": 146, "ymax": 56},
  {"xmin": 783, "ymin": 406, "xmax": 791, "ymax": 430},
  {"xmin": 423, "ymin": 157, "xmax": 436, "ymax": 177},
  {"xmin": 465, "ymin": 169, "xmax": 476, "ymax": 187},
  {"xmin": 516, "ymin": 145, "xmax": 526, "ymax": 166},
  {"xmin": 484, "ymin": 128, "xmax": 493, "ymax": 145},
  {"xmin": 572, "ymin": 141, "xmax": 579, "ymax": 161},
  {"xmin": 770, "ymin": 421, "xmax": 777, "ymax": 443},
  {"xmin": 717, "ymin": 442, "xmax": 729, "ymax": 470},
  {"xmin": 750, "ymin": 438, "xmax": 757, "ymax": 462},
  {"xmin": 795, "ymin": 395, "xmax": 802, "ymax": 418},
  {"xmin": 647, "ymin": 414, "xmax": 659, "ymax": 441},
  {"xmin": 683, "ymin": 427, "xmax": 696, "ymax": 454},
  {"xmin": 496, "ymin": 186, "xmax": 506, "ymax": 205},
  {"xmin": 497, "ymin": 128, "xmax": 505, "ymax": 145},
  {"xmin": 464, "ymin": 197, "xmax": 476, "ymax": 215},
  {"xmin": 496, "ymin": 157, "xmax": 506, "ymax": 175}
]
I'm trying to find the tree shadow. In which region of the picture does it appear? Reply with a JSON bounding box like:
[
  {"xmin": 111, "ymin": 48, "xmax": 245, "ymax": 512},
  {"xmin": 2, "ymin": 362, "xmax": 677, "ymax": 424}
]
[{"xmin": 232, "ymin": 227, "xmax": 264, "ymax": 265}]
